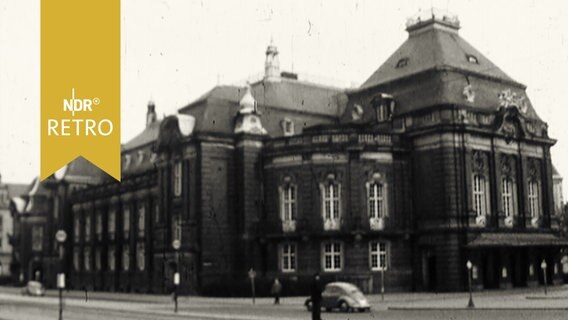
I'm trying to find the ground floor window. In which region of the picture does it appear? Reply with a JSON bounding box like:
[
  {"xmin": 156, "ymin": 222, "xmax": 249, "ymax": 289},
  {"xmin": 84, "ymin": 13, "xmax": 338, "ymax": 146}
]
[
  {"xmin": 322, "ymin": 242, "xmax": 342, "ymax": 271},
  {"xmin": 137, "ymin": 243, "xmax": 145, "ymax": 271},
  {"xmin": 280, "ymin": 243, "xmax": 296, "ymax": 272},
  {"xmin": 73, "ymin": 248, "xmax": 79, "ymax": 271},
  {"xmin": 122, "ymin": 245, "xmax": 130, "ymax": 271},
  {"xmin": 84, "ymin": 247, "xmax": 91, "ymax": 271},
  {"xmin": 369, "ymin": 241, "xmax": 388, "ymax": 271},
  {"xmin": 108, "ymin": 246, "xmax": 115, "ymax": 271}
]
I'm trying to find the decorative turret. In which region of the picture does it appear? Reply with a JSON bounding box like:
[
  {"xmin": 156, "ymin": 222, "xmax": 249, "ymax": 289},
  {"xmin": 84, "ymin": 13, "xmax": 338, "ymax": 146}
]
[
  {"xmin": 264, "ymin": 39, "xmax": 280, "ymax": 82},
  {"xmin": 146, "ymin": 101, "xmax": 157, "ymax": 128},
  {"xmin": 234, "ymin": 85, "xmax": 267, "ymax": 135}
]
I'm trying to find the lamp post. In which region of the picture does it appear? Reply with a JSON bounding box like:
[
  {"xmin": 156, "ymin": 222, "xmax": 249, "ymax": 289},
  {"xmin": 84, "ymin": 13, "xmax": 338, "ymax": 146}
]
[
  {"xmin": 541, "ymin": 260, "xmax": 548, "ymax": 296},
  {"xmin": 172, "ymin": 239, "xmax": 181, "ymax": 313},
  {"xmin": 55, "ymin": 230, "xmax": 67, "ymax": 320},
  {"xmin": 466, "ymin": 260, "xmax": 475, "ymax": 308}
]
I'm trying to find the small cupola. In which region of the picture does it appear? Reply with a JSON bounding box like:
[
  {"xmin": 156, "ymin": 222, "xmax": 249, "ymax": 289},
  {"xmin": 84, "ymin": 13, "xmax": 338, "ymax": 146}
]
[
  {"xmin": 264, "ymin": 39, "xmax": 280, "ymax": 82},
  {"xmin": 235, "ymin": 85, "xmax": 267, "ymax": 135},
  {"xmin": 238, "ymin": 85, "xmax": 258, "ymax": 114},
  {"xmin": 146, "ymin": 101, "xmax": 157, "ymax": 127}
]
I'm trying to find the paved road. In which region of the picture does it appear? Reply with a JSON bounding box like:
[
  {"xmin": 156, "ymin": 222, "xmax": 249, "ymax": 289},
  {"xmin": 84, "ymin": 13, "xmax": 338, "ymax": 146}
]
[{"xmin": 1, "ymin": 285, "xmax": 568, "ymax": 319}]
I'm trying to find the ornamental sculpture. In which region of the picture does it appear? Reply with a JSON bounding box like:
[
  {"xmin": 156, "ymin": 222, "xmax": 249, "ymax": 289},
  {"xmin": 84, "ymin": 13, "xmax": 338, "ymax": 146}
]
[{"xmin": 498, "ymin": 89, "xmax": 528, "ymax": 114}]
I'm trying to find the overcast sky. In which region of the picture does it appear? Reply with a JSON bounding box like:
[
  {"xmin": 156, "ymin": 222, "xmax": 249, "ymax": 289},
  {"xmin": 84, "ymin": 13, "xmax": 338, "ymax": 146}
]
[{"xmin": 1, "ymin": 0, "xmax": 567, "ymax": 199}]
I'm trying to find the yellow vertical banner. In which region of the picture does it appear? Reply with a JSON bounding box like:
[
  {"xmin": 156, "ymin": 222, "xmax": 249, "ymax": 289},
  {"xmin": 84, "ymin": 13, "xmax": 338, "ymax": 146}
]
[{"xmin": 41, "ymin": 0, "xmax": 120, "ymax": 181}]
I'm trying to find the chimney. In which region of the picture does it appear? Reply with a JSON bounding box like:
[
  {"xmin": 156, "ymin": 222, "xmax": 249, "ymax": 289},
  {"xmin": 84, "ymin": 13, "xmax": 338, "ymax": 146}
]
[
  {"xmin": 146, "ymin": 101, "xmax": 157, "ymax": 127},
  {"xmin": 264, "ymin": 39, "xmax": 280, "ymax": 82}
]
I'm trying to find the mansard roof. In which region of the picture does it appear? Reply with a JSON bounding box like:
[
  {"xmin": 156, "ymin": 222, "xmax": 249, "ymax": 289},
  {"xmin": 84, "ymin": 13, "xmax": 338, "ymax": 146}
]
[
  {"xmin": 360, "ymin": 16, "xmax": 521, "ymax": 90},
  {"xmin": 122, "ymin": 119, "xmax": 162, "ymax": 151},
  {"xmin": 178, "ymin": 78, "xmax": 346, "ymax": 136},
  {"xmin": 350, "ymin": 15, "xmax": 543, "ymax": 121}
]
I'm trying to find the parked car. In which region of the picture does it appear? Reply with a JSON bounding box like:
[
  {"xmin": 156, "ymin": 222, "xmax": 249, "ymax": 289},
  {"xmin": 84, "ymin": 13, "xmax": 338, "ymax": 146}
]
[
  {"xmin": 21, "ymin": 281, "xmax": 46, "ymax": 296},
  {"xmin": 305, "ymin": 282, "xmax": 371, "ymax": 312}
]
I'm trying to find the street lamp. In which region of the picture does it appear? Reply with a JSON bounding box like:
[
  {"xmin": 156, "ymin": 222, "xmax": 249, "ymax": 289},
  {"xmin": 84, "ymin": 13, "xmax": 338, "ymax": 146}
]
[
  {"xmin": 55, "ymin": 230, "xmax": 67, "ymax": 320},
  {"xmin": 541, "ymin": 260, "xmax": 548, "ymax": 296},
  {"xmin": 172, "ymin": 239, "xmax": 181, "ymax": 313},
  {"xmin": 466, "ymin": 260, "xmax": 475, "ymax": 308}
]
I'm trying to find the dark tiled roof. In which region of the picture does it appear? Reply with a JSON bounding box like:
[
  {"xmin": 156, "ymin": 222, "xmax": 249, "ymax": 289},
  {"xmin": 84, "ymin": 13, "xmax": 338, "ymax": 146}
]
[
  {"xmin": 122, "ymin": 120, "xmax": 162, "ymax": 151},
  {"xmin": 347, "ymin": 21, "xmax": 543, "ymax": 121},
  {"xmin": 178, "ymin": 79, "xmax": 346, "ymax": 136},
  {"xmin": 62, "ymin": 157, "xmax": 109, "ymax": 184},
  {"xmin": 6, "ymin": 183, "xmax": 28, "ymax": 198},
  {"xmin": 552, "ymin": 164, "xmax": 561, "ymax": 177},
  {"xmin": 360, "ymin": 22, "xmax": 520, "ymax": 90}
]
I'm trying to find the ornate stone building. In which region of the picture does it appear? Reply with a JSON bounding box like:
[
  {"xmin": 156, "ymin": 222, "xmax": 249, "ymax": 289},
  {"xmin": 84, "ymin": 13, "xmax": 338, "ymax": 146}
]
[{"xmin": 13, "ymin": 12, "xmax": 566, "ymax": 294}]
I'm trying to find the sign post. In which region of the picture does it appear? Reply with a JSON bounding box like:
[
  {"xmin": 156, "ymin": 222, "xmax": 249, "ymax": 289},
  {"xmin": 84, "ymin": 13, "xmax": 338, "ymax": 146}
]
[
  {"xmin": 55, "ymin": 230, "xmax": 67, "ymax": 320},
  {"xmin": 466, "ymin": 260, "xmax": 474, "ymax": 308},
  {"xmin": 172, "ymin": 240, "xmax": 181, "ymax": 313},
  {"xmin": 380, "ymin": 268, "xmax": 385, "ymax": 302},
  {"xmin": 248, "ymin": 268, "xmax": 256, "ymax": 305}
]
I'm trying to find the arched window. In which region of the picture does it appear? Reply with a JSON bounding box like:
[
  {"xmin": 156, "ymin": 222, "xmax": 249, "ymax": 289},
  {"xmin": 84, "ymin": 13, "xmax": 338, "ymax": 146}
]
[
  {"xmin": 322, "ymin": 184, "xmax": 340, "ymax": 220},
  {"xmin": 501, "ymin": 177, "xmax": 513, "ymax": 217},
  {"xmin": 472, "ymin": 174, "xmax": 487, "ymax": 217},
  {"xmin": 527, "ymin": 180, "xmax": 540, "ymax": 218},
  {"xmin": 368, "ymin": 182, "xmax": 386, "ymax": 219}
]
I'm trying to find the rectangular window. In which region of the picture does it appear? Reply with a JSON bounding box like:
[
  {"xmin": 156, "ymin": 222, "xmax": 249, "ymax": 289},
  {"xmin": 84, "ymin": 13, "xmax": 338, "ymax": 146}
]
[
  {"xmin": 108, "ymin": 209, "xmax": 116, "ymax": 240},
  {"xmin": 85, "ymin": 215, "xmax": 91, "ymax": 241},
  {"xmin": 123, "ymin": 206, "xmax": 130, "ymax": 238},
  {"xmin": 323, "ymin": 184, "xmax": 340, "ymax": 220},
  {"xmin": 281, "ymin": 243, "xmax": 297, "ymax": 272},
  {"xmin": 368, "ymin": 183, "xmax": 386, "ymax": 218},
  {"xmin": 473, "ymin": 174, "xmax": 487, "ymax": 216},
  {"xmin": 137, "ymin": 242, "xmax": 145, "ymax": 271},
  {"xmin": 154, "ymin": 202, "xmax": 160, "ymax": 223},
  {"xmin": 95, "ymin": 248, "xmax": 101, "ymax": 271},
  {"xmin": 173, "ymin": 162, "xmax": 182, "ymax": 197},
  {"xmin": 108, "ymin": 246, "xmax": 115, "ymax": 271},
  {"xmin": 281, "ymin": 185, "xmax": 297, "ymax": 222},
  {"xmin": 122, "ymin": 245, "xmax": 130, "ymax": 271},
  {"xmin": 528, "ymin": 180, "xmax": 540, "ymax": 218},
  {"xmin": 322, "ymin": 242, "xmax": 342, "ymax": 272},
  {"xmin": 73, "ymin": 248, "xmax": 80, "ymax": 271},
  {"xmin": 138, "ymin": 203, "xmax": 145, "ymax": 237},
  {"xmin": 96, "ymin": 212, "xmax": 103, "ymax": 240},
  {"xmin": 53, "ymin": 197, "xmax": 59, "ymax": 220},
  {"xmin": 172, "ymin": 215, "xmax": 181, "ymax": 242},
  {"xmin": 370, "ymin": 241, "xmax": 388, "ymax": 271},
  {"xmin": 84, "ymin": 247, "xmax": 91, "ymax": 271},
  {"xmin": 74, "ymin": 217, "xmax": 80, "ymax": 243},
  {"xmin": 31, "ymin": 225, "xmax": 43, "ymax": 251},
  {"xmin": 502, "ymin": 178, "xmax": 513, "ymax": 217}
]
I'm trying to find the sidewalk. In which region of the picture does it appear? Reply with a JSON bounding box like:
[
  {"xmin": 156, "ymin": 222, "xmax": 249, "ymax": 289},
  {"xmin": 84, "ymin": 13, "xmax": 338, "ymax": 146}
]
[{"xmin": 2, "ymin": 284, "xmax": 568, "ymax": 310}]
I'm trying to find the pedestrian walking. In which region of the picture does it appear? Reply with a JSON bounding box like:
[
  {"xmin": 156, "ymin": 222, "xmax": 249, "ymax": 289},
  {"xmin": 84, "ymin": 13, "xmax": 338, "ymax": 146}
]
[
  {"xmin": 271, "ymin": 278, "xmax": 282, "ymax": 304},
  {"xmin": 310, "ymin": 273, "xmax": 322, "ymax": 320}
]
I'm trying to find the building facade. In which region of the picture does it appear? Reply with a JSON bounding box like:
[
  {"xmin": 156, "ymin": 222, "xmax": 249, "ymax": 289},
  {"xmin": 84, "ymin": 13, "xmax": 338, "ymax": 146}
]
[
  {"xmin": 13, "ymin": 12, "xmax": 567, "ymax": 294},
  {"xmin": 0, "ymin": 176, "xmax": 27, "ymax": 278}
]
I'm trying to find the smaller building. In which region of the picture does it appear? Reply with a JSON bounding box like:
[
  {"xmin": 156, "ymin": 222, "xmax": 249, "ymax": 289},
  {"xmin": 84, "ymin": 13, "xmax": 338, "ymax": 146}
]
[{"xmin": 0, "ymin": 175, "xmax": 27, "ymax": 278}]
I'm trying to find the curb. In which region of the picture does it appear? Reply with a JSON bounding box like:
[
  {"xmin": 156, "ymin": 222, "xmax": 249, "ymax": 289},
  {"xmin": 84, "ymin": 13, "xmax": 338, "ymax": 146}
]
[
  {"xmin": 526, "ymin": 296, "xmax": 568, "ymax": 300},
  {"xmin": 388, "ymin": 307, "xmax": 568, "ymax": 311}
]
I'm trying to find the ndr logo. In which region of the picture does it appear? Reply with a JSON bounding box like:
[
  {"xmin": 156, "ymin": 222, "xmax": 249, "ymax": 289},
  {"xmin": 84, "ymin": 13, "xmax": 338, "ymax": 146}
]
[{"xmin": 63, "ymin": 88, "xmax": 100, "ymax": 116}]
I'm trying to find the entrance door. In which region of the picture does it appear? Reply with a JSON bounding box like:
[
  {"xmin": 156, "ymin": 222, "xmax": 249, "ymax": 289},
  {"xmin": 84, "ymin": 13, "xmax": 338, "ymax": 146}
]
[{"xmin": 422, "ymin": 249, "xmax": 437, "ymax": 291}]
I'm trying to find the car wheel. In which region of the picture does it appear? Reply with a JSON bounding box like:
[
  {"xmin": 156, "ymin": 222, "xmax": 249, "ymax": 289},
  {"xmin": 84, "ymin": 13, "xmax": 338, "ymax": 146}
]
[
  {"xmin": 339, "ymin": 301, "xmax": 350, "ymax": 312},
  {"xmin": 325, "ymin": 307, "xmax": 332, "ymax": 312}
]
